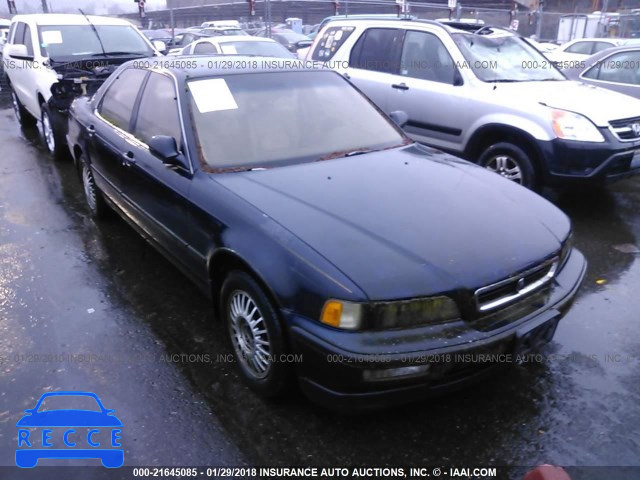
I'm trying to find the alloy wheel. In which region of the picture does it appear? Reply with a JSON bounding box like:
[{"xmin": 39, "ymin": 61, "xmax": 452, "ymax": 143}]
[
  {"xmin": 228, "ymin": 290, "xmax": 272, "ymax": 379},
  {"xmin": 82, "ymin": 163, "xmax": 98, "ymax": 214},
  {"xmin": 42, "ymin": 111, "xmax": 56, "ymax": 153},
  {"xmin": 484, "ymin": 155, "xmax": 523, "ymax": 184}
]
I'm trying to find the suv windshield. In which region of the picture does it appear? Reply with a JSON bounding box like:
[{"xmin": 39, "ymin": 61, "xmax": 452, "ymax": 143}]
[
  {"xmin": 452, "ymin": 32, "xmax": 565, "ymax": 82},
  {"xmin": 38, "ymin": 25, "xmax": 153, "ymax": 62},
  {"xmin": 188, "ymin": 71, "xmax": 406, "ymax": 170}
]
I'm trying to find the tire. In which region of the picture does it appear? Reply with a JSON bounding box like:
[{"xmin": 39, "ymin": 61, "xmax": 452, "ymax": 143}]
[
  {"xmin": 40, "ymin": 102, "xmax": 67, "ymax": 160},
  {"xmin": 478, "ymin": 142, "xmax": 537, "ymax": 190},
  {"xmin": 10, "ymin": 86, "xmax": 37, "ymax": 127},
  {"xmin": 220, "ymin": 270, "xmax": 290, "ymax": 397},
  {"xmin": 79, "ymin": 154, "xmax": 109, "ymax": 219}
]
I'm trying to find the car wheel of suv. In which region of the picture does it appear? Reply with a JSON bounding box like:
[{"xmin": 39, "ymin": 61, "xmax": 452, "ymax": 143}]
[
  {"xmin": 80, "ymin": 155, "xmax": 109, "ymax": 219},
  {"xmin": 478, "ymin": 142, "xmax": 536, "ymax": 190},
  {"xmin": 220, "ymin": 270, "xmax": 290, "ymax": 397},
  {"xmin": 41, "ymin": 102, "xmax": 66, "ymax": 160},
  {"xmin": 11, "ymin": 87, "xmax": 37, "ymax": 127}
]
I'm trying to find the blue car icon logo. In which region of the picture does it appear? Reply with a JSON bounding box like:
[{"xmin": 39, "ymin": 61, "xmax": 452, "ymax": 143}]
[{"xmin": 16, "ymin": 391, "xmax": 123, "ymax": 468}]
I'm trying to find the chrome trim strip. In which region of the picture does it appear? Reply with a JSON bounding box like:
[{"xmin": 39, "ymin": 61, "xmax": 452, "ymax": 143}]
[{"xmin": 475, "ymin": 257, "xmax": 559, "ymax": 313}]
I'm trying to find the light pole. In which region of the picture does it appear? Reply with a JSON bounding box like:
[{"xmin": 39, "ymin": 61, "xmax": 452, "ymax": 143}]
[{"xmin": 41, "ymin": 0, "xmax": 49, "ymax": 13}]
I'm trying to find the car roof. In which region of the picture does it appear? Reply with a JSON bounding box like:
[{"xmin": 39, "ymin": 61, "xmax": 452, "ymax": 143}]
[
  {"xmin": 320, "ymin": 17, "xmax": 509, "ymax": 35},
  {"xmin": 585, "ymin": 44, "xmax": 640, "ymax": 62},
  {"xmin": 10, "ymin": 13, "xmax": 134, "ymax": 27}
]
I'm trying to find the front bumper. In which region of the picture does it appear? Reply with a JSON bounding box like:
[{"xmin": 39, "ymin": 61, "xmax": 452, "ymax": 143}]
[
  {"xmin": 287, "ymin": 248, "xmax": 587, "ymax": 410},
  {"xmin": 537, "ymin": 128, "xmax": 640, "ymax": 185}
]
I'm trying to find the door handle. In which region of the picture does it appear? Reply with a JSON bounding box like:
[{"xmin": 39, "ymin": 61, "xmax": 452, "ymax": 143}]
[
  {"xmin": 122, "ymin": 151, "xmax": 136, "ymax": 166},
  {"xmin": 392, "ymin": 83, "xmax": 409, "ymax": 90},
  {"xmin": 87, "ymin": 125, "xmax": 95, "ymax": 136},
  {"xmin": 342, "ymin": 72, "xmax": 351, "ymax": 80}
]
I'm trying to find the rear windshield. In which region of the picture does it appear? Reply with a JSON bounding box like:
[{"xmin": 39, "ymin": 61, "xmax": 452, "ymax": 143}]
[{"xmin": 219, "ymin": 41, "xmax": 293, "ymax": 58}]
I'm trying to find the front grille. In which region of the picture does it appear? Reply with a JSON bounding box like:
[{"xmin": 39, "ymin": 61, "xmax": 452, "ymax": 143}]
[
  {"xmin": 474, "ymin": 257, "xmax": 558, "ymax": 314},
  {"xmin": 609, "ymin": 116, "xmax": 640, "ymax": 141}
]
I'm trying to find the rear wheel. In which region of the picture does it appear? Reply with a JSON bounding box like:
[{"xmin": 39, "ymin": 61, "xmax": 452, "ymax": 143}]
[
  {"xmin": 79, "ymin": 154, "xmax": 109, "ymax": 219},
  {"xmin": 10, "ymin": 87, "xmax": 36, "ymax": 127},
  {"xmin": 478, "ymin": 142, "xmax": 537, "ymax": 190},
  {"xmin": 220, "ymin": 270, "xmax": 290, "ymax": 397},
  {"xmin": 41, "ymin": 102, "xmax": 66, "ymax": 160}
]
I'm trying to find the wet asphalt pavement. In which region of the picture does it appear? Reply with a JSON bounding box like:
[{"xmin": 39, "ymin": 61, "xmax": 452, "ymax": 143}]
[{"xmin": 0, "ymin": 95, "xmax": 639, "ymax": 479}]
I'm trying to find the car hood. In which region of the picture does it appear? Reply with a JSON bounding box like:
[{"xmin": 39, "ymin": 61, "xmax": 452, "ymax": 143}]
[
  {"xmin": 16, "ymin": 410, "xmax": 123, "ymax": 427},
  {"xmin": 495, "ymin": 80, "xmax": 640, "ymax": 126},
  {"xmin": 213, "ymin": 146, "xmax": 570, "ymax": 300}
]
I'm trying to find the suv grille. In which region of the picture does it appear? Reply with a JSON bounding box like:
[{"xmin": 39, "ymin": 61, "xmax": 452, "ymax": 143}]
[
  {"xmin": 474, "ymin": 257, "xmax": 558, "ymax": 313},
  {"xmin": 609, "ymin": 116, "xmax": 640, "ymax": 141}
]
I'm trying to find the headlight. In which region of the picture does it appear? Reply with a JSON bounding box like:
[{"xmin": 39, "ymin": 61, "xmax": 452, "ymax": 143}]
[
  {"xmin": 320, "ymin": 296, "xmax": 460, "ymax": 330},
  {"xmin": 367, "ymin": 296, "xmax": 460, "ymax": 329},
  {"xmin": 551, "ymin": 108, "xmax": 604, "ymax": 142}
]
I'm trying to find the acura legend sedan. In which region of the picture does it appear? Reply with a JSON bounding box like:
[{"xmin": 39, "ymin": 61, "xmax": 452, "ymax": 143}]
[{"xmin": 66, "ymin": 57, "xmax": 586, "ymax": 409}]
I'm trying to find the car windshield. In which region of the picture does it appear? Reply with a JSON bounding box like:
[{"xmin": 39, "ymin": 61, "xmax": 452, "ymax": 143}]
[
  {"xmin": 38, "ymin": 25, "xmax": 154, "ymax": 62},
  {"xmin": 188, "ymin": 71, "xmax": 406, "ymax": 170},
  {"xmin": 219, "ymin": 41, "xmax": 293, "ymax": 57},
  {"xmin": 452, "ymin": 32, "xmax": 565, "ymax": 82},
  {"xmin": 36, "ymin": 395, "xmax": 101, "ymax": 412}
]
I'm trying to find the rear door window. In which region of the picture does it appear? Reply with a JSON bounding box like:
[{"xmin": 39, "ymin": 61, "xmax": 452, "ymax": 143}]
[
  {"xmin": 99, "ymin": 68, "xmax": 148, "ymax": 131},
  {"xmin": 310, "ymin": 26, "xmax": 355, "ymax": 61},
  {"xmin": 193, "ymin": 41, "xmax": 218, "ymax": 54},
  {"xmin": 349, "ymin": 28, "xmax": 403, "ymax": 74},
  {"xmin": 565, "ymin": 41, "xmax": 594, "ymax": 54}
]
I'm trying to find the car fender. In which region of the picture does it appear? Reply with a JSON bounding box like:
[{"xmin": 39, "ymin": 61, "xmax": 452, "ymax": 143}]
[
  {"xmin": 206, "ymin": 216, "xmax": 368, "ymax": 322},
  {"xmin": 464, "ymin": 112, "xmax": 555, "ymax": 148}
]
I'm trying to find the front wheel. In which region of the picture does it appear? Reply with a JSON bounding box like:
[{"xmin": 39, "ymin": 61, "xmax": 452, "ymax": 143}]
[
  {"xmin": 11, "ymin": 87, "xmax": 37, "ymax": 127},
  {"xmin": 41, "ymin": 102, "xmax": 66, "ymax": 160},
  {"xmin": 220, "ymin": 271, "xmax": 290, "ymax": 397},
  {"xmin": 478, "ymin": 142, "xmax": 537, "ymax": 190}
]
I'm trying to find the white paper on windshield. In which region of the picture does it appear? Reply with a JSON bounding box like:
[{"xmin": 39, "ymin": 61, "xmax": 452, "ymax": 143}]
[
  {"xmin": 188, "ymin": 78, "xmax": 238, "ymax": 113},
  {"xmin": 42, "ymin": 30, "xmax": 63, "ymax": 45},
  {"xmin": 220, "ymin": 45, "xmax": 237, "ymax": 54}
]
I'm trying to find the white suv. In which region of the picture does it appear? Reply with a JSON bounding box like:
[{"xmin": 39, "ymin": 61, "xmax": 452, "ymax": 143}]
[
  {"xmin": 3, "ymin": 14, "xmax": 160, "ymax": 159},
  {"xmin": 309, "ymin": 18, "xmax": 640, "ymax": 189}
]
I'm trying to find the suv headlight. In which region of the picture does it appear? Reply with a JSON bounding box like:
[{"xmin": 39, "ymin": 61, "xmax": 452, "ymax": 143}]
[
  {"xmin": 551, "ymin": 108, "xmax": 604, "ymax": 142},
  {"xmin": 321, "ymin": 296, "xmax": 460, "ymax": 330}
]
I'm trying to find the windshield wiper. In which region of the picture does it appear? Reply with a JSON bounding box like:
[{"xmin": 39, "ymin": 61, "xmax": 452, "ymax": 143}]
[
  {"xmin": 90, "ymin": 52, "xmax": 147, "ymax": 57},
  {"xmin": 318, "ymin": 148, "xmax": 380, "ymax": 161}
]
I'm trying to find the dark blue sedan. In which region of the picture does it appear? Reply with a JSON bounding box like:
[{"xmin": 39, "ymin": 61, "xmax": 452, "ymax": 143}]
[{"xmin": 66, "ymin": 57, "xmax": 587, "ymax": 409}]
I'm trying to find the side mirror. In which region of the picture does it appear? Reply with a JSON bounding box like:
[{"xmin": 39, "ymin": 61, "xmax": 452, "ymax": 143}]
[
  {"xmin": 153, "ymin": 40, "xmax": 167, "ymax": 54},
  {"xmin": 148, "ymin": 135, "xmax": 187, "ymax": 169},
  {"xmin": 7, "ymin": 44, "xmax": 33, "ymax": 61},
  {"xmin": 295, "ymin": 39, "xmax": 312, "ymax": 50},
  {"xmin": 389, "ymin": 110, "xmax": 409, "ymax": 128}
]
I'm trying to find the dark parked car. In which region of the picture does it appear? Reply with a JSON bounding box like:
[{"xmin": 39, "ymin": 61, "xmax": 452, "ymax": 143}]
[
  {"xmin": 563, "ymin": 46, "xmax": 640, "ymax": 99},
  {"xmin": 254, "ymin": 28, "xmax": 312, "ymax": 52},
  {"xmin": 66, "ymin": 57, "xmax": 586, "ymax": 408}
]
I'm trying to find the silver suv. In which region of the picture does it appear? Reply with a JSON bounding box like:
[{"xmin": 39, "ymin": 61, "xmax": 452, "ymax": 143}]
[{"xmin": 308, "ymin": 19, "xmax": 640, "ymax": 189}]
